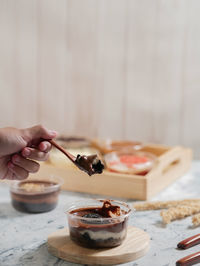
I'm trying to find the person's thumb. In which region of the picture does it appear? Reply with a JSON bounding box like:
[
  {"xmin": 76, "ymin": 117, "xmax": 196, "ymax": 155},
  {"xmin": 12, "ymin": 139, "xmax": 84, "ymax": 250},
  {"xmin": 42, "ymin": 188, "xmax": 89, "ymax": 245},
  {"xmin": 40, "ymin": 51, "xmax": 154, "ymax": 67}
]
[{"xmin": 22, "ymin": 125, "xmax": 58, "ymax": 143}]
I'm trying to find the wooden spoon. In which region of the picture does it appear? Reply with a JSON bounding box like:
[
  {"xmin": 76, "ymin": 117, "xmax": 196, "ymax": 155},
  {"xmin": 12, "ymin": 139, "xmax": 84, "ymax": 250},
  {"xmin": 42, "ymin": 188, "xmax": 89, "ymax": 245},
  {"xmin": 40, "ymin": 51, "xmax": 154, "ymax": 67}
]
[
  {"xmin": 49, "ymin": 139, "xmax": 104, "ymax": 176},
  {"xmin": 49, "ymin": 139, "xmax": 75, "ymax": 162}
]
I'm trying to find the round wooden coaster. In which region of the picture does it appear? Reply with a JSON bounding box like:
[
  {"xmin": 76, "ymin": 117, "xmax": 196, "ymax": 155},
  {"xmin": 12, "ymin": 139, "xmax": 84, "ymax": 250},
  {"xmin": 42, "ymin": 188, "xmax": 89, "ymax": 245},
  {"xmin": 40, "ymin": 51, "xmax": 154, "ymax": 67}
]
[{"xmin": 47, "ymin": 226, "xmax": 150, "ymax": 265}]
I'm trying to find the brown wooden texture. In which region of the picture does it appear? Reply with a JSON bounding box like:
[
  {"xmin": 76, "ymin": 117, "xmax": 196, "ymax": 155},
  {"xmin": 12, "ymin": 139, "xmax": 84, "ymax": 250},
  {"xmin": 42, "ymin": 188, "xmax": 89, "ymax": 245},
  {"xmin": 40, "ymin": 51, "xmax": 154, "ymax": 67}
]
[
  {"xmin": 47, "ymin": 226, "xmax": 150, "ymax": 265},
  {"xmin": 34, "ymin": 144, "xmax": 192, "ymax": 200}
]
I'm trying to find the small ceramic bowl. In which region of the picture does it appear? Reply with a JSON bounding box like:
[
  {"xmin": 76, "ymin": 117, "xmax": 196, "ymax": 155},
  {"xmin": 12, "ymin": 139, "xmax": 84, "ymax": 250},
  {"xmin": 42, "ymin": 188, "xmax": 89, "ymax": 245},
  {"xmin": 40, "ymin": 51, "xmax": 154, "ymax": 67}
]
[{"xmin": 65, "ymin": 199, "xmax": 132, "ymax": 248}]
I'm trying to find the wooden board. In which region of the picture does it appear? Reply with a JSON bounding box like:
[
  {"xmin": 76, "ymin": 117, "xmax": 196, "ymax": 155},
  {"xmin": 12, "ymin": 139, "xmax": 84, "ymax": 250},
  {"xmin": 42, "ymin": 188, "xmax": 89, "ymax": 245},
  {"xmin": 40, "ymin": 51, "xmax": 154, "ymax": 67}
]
[
  {"xmin": 34, "ymin": 143, "xmax": 192, "ymax": 200},
  {"xmin": 47, "ymin": 226, "xmax": 150, "ymax": 265}
]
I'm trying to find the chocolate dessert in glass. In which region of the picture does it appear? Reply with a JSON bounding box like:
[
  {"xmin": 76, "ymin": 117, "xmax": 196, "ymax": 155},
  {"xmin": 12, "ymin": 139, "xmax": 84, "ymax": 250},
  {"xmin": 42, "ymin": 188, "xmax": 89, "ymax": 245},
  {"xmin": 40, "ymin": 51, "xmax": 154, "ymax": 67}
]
[
  {"xmin": 10, "ymin": 177, "xmax": 62, "ymax": 213},
  {"xmin": 66, "ymin": 199, "xmax": 131, "ymax": 248}
]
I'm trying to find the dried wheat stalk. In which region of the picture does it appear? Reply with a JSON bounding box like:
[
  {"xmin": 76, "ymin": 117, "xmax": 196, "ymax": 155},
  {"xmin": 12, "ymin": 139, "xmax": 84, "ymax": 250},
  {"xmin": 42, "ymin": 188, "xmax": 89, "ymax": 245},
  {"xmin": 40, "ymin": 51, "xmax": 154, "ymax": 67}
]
[
  {"xmin": 161, "ymin": 204, "xmax": 200, "ymax": 224},
  {"xmin": 133, "ymin": 199, "xmax": 200, "ymax": 211},
  {"xmin": 192, "ymin": 213, "xmax": 200, "ymax": 226}
]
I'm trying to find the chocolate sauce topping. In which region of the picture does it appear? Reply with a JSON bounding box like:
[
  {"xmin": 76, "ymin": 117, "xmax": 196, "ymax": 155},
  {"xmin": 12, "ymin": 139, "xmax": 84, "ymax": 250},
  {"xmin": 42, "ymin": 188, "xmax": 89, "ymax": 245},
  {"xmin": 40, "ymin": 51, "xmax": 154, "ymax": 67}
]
[
  {"xmin": 100, "ymin": 200, "xmax": 121, "ymax": 217},
  {"xmin": 70, "ymin": 200, "xmax": 123, "ymax": 219},
  {"xmin": 75, "ymin": 154, "xmax": 104, "ymax": 176}
]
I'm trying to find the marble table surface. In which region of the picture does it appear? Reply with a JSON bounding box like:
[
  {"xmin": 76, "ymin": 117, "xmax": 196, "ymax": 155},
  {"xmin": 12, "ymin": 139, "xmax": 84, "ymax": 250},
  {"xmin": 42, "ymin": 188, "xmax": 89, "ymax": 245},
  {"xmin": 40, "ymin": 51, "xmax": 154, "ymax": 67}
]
[{"xmin": 1, "ymin": 161, "xmax": 200, "ymax": 266}]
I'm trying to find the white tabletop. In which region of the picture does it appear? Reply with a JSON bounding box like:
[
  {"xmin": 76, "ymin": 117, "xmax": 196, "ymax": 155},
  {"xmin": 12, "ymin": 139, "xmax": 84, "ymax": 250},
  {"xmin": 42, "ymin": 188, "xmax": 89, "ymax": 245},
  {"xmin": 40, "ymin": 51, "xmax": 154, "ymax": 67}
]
[{"xmin": 1, "ymin": 161, "xmax": 200, "ymax": 266}]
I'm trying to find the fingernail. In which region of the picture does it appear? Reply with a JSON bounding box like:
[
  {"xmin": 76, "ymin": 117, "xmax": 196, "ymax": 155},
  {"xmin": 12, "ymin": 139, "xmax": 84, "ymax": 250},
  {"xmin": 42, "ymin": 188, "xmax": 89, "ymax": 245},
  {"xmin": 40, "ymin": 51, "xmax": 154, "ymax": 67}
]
[
  {"xmin": 8, "ymin": 162, "xmax": 14, "ymax": 169},
  {"xmin": 42, "ymin": 143, "xmax": 47, "ymax": 151},
  {"xmin": 49, "ymin": 130, "xmax": 58, "ymax": 137},
  {"xmin": 24, "ymin": 149, "xmax": 31, "ymax": 156}
]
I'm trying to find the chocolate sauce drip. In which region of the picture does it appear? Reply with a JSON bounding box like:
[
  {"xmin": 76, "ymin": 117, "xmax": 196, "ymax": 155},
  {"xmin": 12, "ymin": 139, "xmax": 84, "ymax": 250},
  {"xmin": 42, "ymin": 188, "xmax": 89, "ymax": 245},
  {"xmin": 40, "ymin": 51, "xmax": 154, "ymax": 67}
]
[{"xmin": 75, "ymin": 154, "xmax": 104, "ymax": 176}]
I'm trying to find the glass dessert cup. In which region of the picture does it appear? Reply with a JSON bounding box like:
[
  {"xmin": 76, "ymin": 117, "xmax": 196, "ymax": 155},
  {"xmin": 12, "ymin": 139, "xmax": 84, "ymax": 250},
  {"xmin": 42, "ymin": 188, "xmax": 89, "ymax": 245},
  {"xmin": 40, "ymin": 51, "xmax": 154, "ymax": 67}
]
[
  {"xmin": 66, "ymin": 199, "xmax": 132, "ymax": 249},
  {"xmin": 10, "ymin": 176, "xmax": 63, "ymax": 213}
]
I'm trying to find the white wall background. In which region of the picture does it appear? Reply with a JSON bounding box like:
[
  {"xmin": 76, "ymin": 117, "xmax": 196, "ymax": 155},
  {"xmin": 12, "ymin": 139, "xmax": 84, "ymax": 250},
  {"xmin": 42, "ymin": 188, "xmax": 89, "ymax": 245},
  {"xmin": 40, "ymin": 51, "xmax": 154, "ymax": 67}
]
[{"xmin": 0, "ymin": 0, "xmax": 200, "ymax": 157}]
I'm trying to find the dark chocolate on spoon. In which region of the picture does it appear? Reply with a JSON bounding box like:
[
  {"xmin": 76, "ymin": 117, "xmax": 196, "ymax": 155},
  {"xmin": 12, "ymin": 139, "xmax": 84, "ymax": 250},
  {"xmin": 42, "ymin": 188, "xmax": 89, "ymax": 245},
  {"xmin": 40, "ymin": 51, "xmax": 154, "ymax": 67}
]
[{"xmin": 75, "ymin": 154, "xmax": 104, "ymax": 176}]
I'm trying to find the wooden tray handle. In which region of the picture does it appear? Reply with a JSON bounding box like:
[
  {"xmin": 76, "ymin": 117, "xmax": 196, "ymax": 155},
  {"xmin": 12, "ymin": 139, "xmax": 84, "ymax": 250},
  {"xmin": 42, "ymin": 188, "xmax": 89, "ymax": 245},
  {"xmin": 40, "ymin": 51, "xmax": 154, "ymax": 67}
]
[{"xmin": 150, "ymin": 146, "xmax": 184, "ymax": 176}]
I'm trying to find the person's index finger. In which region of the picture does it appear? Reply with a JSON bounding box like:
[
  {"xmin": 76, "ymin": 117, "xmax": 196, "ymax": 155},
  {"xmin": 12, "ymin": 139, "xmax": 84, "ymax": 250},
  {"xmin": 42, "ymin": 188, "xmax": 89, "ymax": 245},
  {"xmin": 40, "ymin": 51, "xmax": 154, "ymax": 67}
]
[{"xmin": 22, "ymin": 125, "xmax": 58, "ymax": 143}]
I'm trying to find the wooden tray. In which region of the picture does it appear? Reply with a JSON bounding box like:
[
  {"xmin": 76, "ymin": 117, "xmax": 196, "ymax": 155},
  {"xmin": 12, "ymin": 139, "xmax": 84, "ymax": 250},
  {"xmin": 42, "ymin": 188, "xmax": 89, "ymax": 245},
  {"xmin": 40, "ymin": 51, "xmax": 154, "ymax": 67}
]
[
  {"xmin": 35, "ymin": 143, "xmax": 192, "ymax": 200},
  {"xmin": 47, "ymin": 226, "xmax": 150, "ymax": 265}
]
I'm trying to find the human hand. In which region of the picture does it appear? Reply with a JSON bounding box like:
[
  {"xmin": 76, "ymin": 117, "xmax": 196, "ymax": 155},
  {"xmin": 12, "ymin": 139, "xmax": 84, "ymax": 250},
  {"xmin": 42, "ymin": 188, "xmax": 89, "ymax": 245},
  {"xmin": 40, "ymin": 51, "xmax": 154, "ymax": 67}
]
[{"xmin": 0, "ymin": 125, "xmax": 57, "ymax": 180}]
